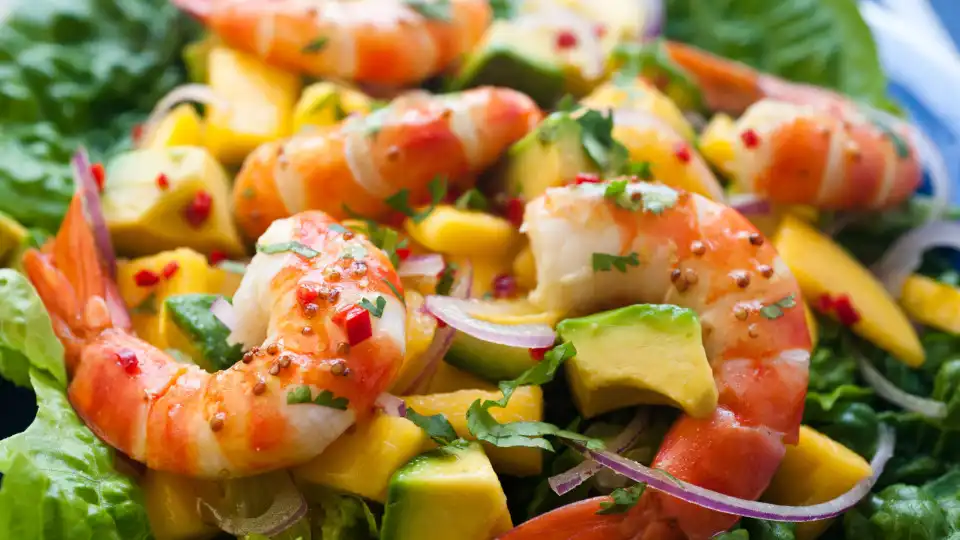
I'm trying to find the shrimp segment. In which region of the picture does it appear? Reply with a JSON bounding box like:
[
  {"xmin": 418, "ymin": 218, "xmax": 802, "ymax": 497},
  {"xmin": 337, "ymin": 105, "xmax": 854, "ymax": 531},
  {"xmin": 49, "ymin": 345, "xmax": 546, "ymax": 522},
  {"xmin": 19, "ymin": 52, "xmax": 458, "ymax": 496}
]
[
  {"xmin": 233, "ymin": 87, "xmax": 541, "ymax": 239},
  {"xmin": 173, "ymin": 0, "xmax": 491, "ymax": 86},
  {"xmin": 508, "ymin": 182, "xmax": 810, "ymax": 539},
  {"xmin": 24, "ymin": 196, "xmax": 405, "ymax": 478}
]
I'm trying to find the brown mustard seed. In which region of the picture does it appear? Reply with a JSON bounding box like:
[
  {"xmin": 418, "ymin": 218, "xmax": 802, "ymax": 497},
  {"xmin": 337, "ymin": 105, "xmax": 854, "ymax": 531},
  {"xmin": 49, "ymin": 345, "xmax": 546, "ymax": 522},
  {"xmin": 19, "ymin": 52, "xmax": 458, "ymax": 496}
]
[
  {"xmin": 670, "ymin": 269, "xmax": 682, "ymax": 283},
  {"xmin": 302, "ymin": 326, "xmax": 314, "ymax": 335},
  {"xmin": 758, "ymin": 264, "xmax": 775, "ymax": 278},
  {"xmin": 304, "ymin": 304, "xmax": 319, "ymax": 318},
  {"xmin": 268, "ymin": 363, "xmax": 281, "ymax": 376},
  {"xmin": 336, "ymin": 342, "xmax": 351, "ymax": 356},
  {"xmin": 278, "ymin": 355, "xmax": 292, "ymax": 368},
  {"xmin": 266, "ymin": 343, "xmax": 280, "ymax": 355},
  {"xmin": 351, "ymin": 261, "xmax": 368, "ymax": 277},
  {"xmin": 748, "ymin": 233, "xmax": 764, "ymax": 246},
  {"xmin": 209, "ymin": 413, "xmax": 226, "ymax": 432},
  {"xmin": 343, "ymin": 231, "xmax": 355, "ymax": 240},
  {"xmin": 328, "ymin": 288, "xmax": 342, "ymax": 303},
  {"xmin": 252, "ymin": 380, "xmax": 267, "ymax": 395},
  {"xmin": 683, "ymin": 268, "xmax": 699, "ymax": 285},
  {"xmin": 242, "ymin": 351, "xmax": 254, "ymax": 364},
  {"xmin": 690, "ymin": 240, "xmax": 706, "ymax": 256},
  {"xmin": 386, "ymin": 146, "xmax": 401, "ymax": 162},
  {"xmin": 331, "ymin": 360, "xmax": 347, "ymax": 376},
  {"xmin": 732, "ymin": 271, "xmax": 751, "ymax": 288},
  {"xmin": 733, "ymin": 304, "xmax": 749, "ymax": 321},
  {"xmin": 748, "ymin": 324, "xmax": 760, "ymax": 338},
  {"xmin": 326, "ymin": 268, "xmax": 342, "ymax": 282},
  {"xmin": 250, "ymin": 346, "xmax": 261, "ymax": 356}
]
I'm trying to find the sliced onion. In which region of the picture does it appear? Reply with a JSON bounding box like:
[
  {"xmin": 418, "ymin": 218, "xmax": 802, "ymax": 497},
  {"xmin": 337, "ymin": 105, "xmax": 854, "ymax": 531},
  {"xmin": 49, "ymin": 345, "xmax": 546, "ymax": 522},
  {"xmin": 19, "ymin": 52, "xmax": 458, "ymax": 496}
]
[
  {"xmin": 398, "ymin": 254, "xmax": 445, "ymax": 278},
  {"xmin": 549, "ymin": 410, "xmax": 647, "ymax": 496},
  {"xmin": 857, "ymin": 351, "xmax": 947, "ymax": 418},
  {"xmin": 872, "ymin": 221, "xmax": 960, "ymax": 297},
  {"xmin": 72, "ymin": 148, "xmax": 117, "ymax": 279},
  {"xmin": 642, "ymin": 0, "xmax": 664, "ymax": 38},
  {"xmin": 375, "ymin": 392, "xmax": 407, "ymax": 417},
  {"xmin": 729, "ymin": 194, "xmax": 772, "ymax": 216},
  {"xmin": 424, "ymin": 296, "xmax": 556, "ymax": 349},
  {"xmin": 210, "ymin": 297, "xmax": 237, "ymax": 331},
  {"xmin": 197, "ymin": 471, "xmax": 308, "ymax": 536},
  {"xmin": 566, "ymin": 423, "xmax": 894, "ymax": 522},
  {"xmin": 139, "ymin": 84, "xmax": 228, "ymax": 148},
  {"xmin": 395, "ymin": 263, "xmax": 473, "ymax": 395}
]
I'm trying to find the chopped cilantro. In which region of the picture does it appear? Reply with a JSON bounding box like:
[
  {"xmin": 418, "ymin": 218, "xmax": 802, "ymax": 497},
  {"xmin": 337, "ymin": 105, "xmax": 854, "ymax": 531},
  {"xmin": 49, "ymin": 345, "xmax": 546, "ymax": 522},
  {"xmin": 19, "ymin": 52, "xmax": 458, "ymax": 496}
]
[
  {"xmin": 406, "ymin": 407, "xmax": 459, "ymax": 445},
  {"xmin": 130, "ymin": 293, "xmax": 157, "ymax": 315},
  {"xmin": 597, "ymin": 483, "xmax": 646, "ymax": 515},
  {"xmin": 329, "ymin": 223, "xmax": 349, "ymax": 234},
  {"xmin": 359, "ymin": 296, "xmax": 387, "ymax": 318},
  {"xmin": 640, "ymin": 188, "xmax": 679, "ymax": 215},
  {"xmin": 257, "ymin": 241, "xmax": 320, "ymax": 259},
  {"xmin": 286, "ymin": 385, "xmax": 313, "ymax": 405},
  {"xmin": 383, "ymin": 278, "xmax": 405, "ymax": 305},
  {"xmin": 455, "ymin": 188, "xmax": 489, "ymax": 212},
  {"xmin": 760, "ymin": 294, "xmax": 798, "ymax": 320},
  {"xmin": 302, "ymin": 37, "xmax": 328, "ymax": 54},
  {"xmin": 576, "ymin": 108, "xmax": 629, "ymax": 175},
  {"xmin": 592, "ymin": 252, "xmax": 640, "ymax": 273},
  {"xmin": 404, "ymin": 0, "xmax": 452, "ymax": 20},
  {"xmin": 314, "ymin": 390, "xmax": 350, "ymax": 410},
  {"xmin": 386, "ymin": 176, "xmax": 447, "ymax": 224},
  {"xmin": 340, "ymin": 243, "xmax": 368, "ymax": 260},
  {"xmin": 611, "ymin": 40, "xmax": 704, "ymax": 111},
  {"xmin": 624, "ymin": 161, "xmax": 653, "ymax": 180},
  {"xmin": 436, "ymin": 263, "xmax": 457, "ymax": 296},
  {"xmin": 603, "ymin": 180, "xmax": 641, "ymax": 211}
]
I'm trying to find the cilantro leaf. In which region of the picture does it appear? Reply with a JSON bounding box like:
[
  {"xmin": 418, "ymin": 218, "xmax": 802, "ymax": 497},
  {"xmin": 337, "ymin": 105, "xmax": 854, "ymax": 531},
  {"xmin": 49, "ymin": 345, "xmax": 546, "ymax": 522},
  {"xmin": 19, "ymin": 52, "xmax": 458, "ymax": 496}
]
[
  {"xmin": 340, "ymin": 243, "xmax": 368, "ymax": 260},
  {"xmin": 383, "ymin": 278, "xmax": 405, "ymax": 305},
  {"xmin": 603, "ymin": 180, "xmax": 642, "ymax": 211},
  {"xmin": 314, "ymin": 390, "xmax": 350, "ymax": 410},
  {"xmin": 760, "ymin": 294, "xmax": 798, "ymax": 320},
  {"xmin": 611, "ymin": 40, "xmax": 704, "ymax": 111},
  {"xmin": 496, "ymin": 341, "xmax": 576, "ymax": 406},
  {"xmin": 386, "ymin": 176, "xmax": 447, "ymax": 224},
  {"xmin": 436, "ymin": 263, "xmax": 457, "ymax": 296},
  {"xmin": 302, "ymin": 37, "xmax": 328, "ymax": 54},
  {"xmin": 576, "ymin": 108, "xmax": 629, "ymax": 175},
  {"xmin": 286, "ymin": 385, "xmax": 313, "ymax": 405},
  {"xmin": 640, "ymin": 188, "xmax": 679, "ymax": 215},
  {"xmin": 592, "ymin": 252, "xmax": 640, "ymax": 273},
  {"xmin": 406, "ymin": 407, "xmax": 459, "ymax": 445},
  {"xmin": 597, "ymin": 483, "xmax": 646, "ymax": 515},
  {"xmin": 404, "ymin": 0, "xmax": 452, "ymax": 20},
  {"xmin": 624, "ymin": 161, "xmax": 653, "ymax": 180},
  {"xmin": 455, "ymin": 188, "xmax": 488, "ymax": 212},
  {"xmin": 257, "ymin": 241, "xmax": 320, "ymax": 259},
  {"xmin": 359, "ymin": 296, "xmax": 387, "ymax": 318}
]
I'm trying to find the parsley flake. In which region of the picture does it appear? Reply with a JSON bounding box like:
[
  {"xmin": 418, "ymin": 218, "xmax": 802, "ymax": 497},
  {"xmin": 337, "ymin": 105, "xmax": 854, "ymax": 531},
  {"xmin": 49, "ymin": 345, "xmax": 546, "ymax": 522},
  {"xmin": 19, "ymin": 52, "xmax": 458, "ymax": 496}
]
[
  {"xmin": 404, "ymin": 0, "xmax": 452, "ymax": 20},
  {"xmin": 592, "ymin": 252, "xmax": 640, "ymax": 273},
  {"xmin": 386, "ymin": 176, "xmax": 447, "ymax": 224},
  {"xmin": 597, "ymin": 483, "xmax": 646, "ymax": 515},
  {"xmin": 302, "ymin": 37, "xmax": 328, "ymax": 54},
  {"xmin": 257, "ymin": 241, "xmax": 320, "ymax": 259},
  {"xmin": 286, "ymin": 385, "xmax": 313, "ymax": 405},
  {"xmin": 454, "ymin": 189, "xmax": 489, "ymax": 212},
  {"xmin": 359, "ymin": 296, "xmax": 387, "ymax": 318},
  {"xmin": 576, "ymin": 108, "xmax": 629, "ymax": 175},
  {"xmin": 406, "ymin": 407, "xmax": 458, "ymax": 445},
  {"xmin": 314, "ymin": 390, "xmax": 350, "ymax": 410},
  {"xmin": 603, "ymin": 180, "xmax": 641, "ymax": 211},
  {"xmin": 760, "ymin": 294, "xmax": 798, "ymax": 320},
  {"xmin": 624, "ymin": 161, "xmax": 653, "ymax": 180}
]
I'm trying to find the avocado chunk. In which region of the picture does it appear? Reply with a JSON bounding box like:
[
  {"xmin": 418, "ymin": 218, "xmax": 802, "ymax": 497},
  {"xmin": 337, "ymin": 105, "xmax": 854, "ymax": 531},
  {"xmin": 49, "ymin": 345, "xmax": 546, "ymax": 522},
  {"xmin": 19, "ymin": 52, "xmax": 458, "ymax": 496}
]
[
  {"xmin": 556, "ymin": 304, "xmax": 718, "ymax": 419},
  {"xmin": 164, "ymin": 294, "xmax": 243, "ymax": 372},
  {"xmin": 446, "ymin": 332, "xmax": 538, "ymax": 382},
  {"xmin": 501, "ymin": 111, "xmax": 595, "ymax": 200},
  {"xmin": 101, "ymin": 147, "xmax": 245, "ymax": 258},
  {"xmin": 381, "ymin": 442, "xmax": 513, "ymax": 540}
]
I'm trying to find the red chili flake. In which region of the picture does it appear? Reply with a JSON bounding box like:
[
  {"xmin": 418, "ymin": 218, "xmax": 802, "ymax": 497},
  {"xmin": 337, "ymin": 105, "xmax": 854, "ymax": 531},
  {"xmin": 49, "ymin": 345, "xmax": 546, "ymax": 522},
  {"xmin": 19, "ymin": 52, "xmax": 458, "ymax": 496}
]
[
  {"xmin": 492, "ymin": 274, "xmax": 518, "ymax": 299},
  {"xmin": 161, "ymin": 261, "xmax": 179, "ymax": 280},
  {"xmin": 594, "ymin": 24, "xmax": 607, "ymax": 38},
  {"xmin": 816, "ymin": 294, "xmax": 835, "ymax": 313},
  {"xmin": 333, "ymin": 305, "xmax": 373, "ymax": 346},
  {"xmin": 673, "ymin": 143, "xmax": 692, "ymax": 164},
  {"xmin": 556, "ymin": 30, "xmax": 578, "ymax": 49},
  {"xmin": 505, "ymin": 197, "xmax": 525, "ymax": 228},
  {"xmin": 740, "ymin": 129, "xmax": 761, "ymax": 149},
  {"xmin": 183, "ymin": 190, "xmax": 213, "ymax": 228},
  {"xmin": 116, "ymin": 349, "xmax": 140, "ymax": 375},
  {"xmin": 156, "ymin": 173, "xmax": 169, "ymax": 190},
  {"xmin": 529, "ymin": 347, "xmax": 550, "ymax": 361},
  {"xmin": 435, "ymin": 316, "xmax": 448, "ymax": 329},
  {"xmin": 209, "ymin": 251, "xmax": 228, "ymax": 266},
  {"xmin": 296, "ymin": 282, "xmax": 322, "ymax": 307},
  {"xmin": 395, "ymin": 247, "xmax": 411, "ymax": 262},
  {"xmin": 131, "ymin": 123, "xmax": 144, "ymax": 144},
  {"xmin": 133, "ymin": 269, "xmax": 160, "ymax": 287},
  {"xmin": 574, "ymin": 173, "xmax": 601, "ymax": 185},
  {"xmin": 91, "ymin": 162, "xmax": 106, "ymax": 192},
  {"xmin": 832, "ymin": 295, "xmax": 861, "ymax": 326}
]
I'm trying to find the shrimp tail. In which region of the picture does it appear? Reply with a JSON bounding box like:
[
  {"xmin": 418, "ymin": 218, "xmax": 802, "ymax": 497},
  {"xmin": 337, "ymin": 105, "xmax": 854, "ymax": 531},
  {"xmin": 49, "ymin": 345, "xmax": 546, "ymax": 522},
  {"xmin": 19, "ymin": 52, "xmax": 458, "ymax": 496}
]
[{"xmin": 22, "ymin": 194, "xmax": 130, "ymax": 372}]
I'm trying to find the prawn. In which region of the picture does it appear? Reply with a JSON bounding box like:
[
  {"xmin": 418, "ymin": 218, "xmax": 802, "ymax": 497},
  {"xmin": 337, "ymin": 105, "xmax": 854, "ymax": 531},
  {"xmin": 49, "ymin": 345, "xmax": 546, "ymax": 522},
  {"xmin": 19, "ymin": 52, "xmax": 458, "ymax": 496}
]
[
  {"xmin": 172, "ymin": 0, "xmax": 491, "ymax": 87},
  {"xmin": 233, "ymin": 86, "xmax": 541, "ymax": 239},
  {"xmin": 23, "ymin": 195, "xmax": 406, "ymax": 478},
  {"xmin": 504, "ymin": 181, "xmax": 810, "ymax": 539},
  {"xmin": 663, "ymin": 41, "xmax": 923, "ymax": 210}
]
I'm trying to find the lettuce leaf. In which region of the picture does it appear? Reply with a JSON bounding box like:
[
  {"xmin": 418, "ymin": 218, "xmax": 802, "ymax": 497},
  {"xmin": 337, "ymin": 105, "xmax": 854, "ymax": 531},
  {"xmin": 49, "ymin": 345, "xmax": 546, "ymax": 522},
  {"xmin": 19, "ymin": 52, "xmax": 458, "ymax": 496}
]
[
  {"xmin": 664, "ymin": 0, "xmax": 888, "ymax": 107},
  {"xmin": 0, "ymin": 269, "xmax": 66, "ymax": 387}
]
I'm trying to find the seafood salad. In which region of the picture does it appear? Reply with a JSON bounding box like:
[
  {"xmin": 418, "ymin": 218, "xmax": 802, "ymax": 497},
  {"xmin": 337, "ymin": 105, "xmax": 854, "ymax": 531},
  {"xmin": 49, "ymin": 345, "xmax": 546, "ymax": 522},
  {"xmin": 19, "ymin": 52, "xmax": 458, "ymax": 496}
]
[{"xmin": 2, "ymin": 1, "xmax": 960, "ymax": 539}]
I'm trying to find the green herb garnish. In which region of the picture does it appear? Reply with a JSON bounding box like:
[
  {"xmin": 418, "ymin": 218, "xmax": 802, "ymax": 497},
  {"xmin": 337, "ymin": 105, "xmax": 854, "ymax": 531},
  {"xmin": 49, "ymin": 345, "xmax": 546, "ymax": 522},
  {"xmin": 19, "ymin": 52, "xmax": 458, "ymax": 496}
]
[
  {"xmin": 340, "ymin": 243, "xmax": 368, "ymax": 260},
  {"xmin": 302, "ymin": 37, "xmax": 329, "ymax": 54},
  {"xmin": 383, "ymin": 278, "xmax": 405, "ymax": 305},
  {"xmin": 404, "ymin": 0, "xmax": 452, "ymax": 20},
  {"xmin": 454, "ymin": 188, "xmax": 488, "ymax": 211},
  {"xmin": 257, "ymin": 241, "xmax": 320, "ymax": 259},
  {"xmin": 576, "ymin": 108, "xmax": 629, "ymax": 175},
  {"xmin": 314, "ymin": 389, "xmax": 350, "ymax": 410},
  {"xmin": 406, "ymin": 407, "xmax": 459, "ymax": 445},
  {"xmin": 640, "ymin": 188, "xmax": 679, "ymax": 215},
  {"xmin": 329, "ymin": 223, "xmax": 349, "ymax": 234},
  {"xmin": 359, "ymin": 296, "xmax": 387, "ymax": 318},
  {"xmin": 436, "ymin": 263, "xmax": 457, "ymax": 296},
  {"xmin": 592, "ymin": 252, "xmax": 640, "ymax": 273},
  {"xmin": 287, "ymin": 385, "xmax": 313, "ymax": 405},
  {"xmin": 624, "ymin": 161, "xmax": 653, "ymax": 180},
  {"xmin": 760, "ymin": 294, "xmax": 798, "ymax": 320},
  {"xmin": 386, "ymin": 176, "xmax": 447, "ymax": 224},
  {"xmin": 130, "ymin": 293, "xmax": 157, "ymax": 315},
  {"xmin": 597, "ymin": 483, "xmax": 647, "ymax": 515}
]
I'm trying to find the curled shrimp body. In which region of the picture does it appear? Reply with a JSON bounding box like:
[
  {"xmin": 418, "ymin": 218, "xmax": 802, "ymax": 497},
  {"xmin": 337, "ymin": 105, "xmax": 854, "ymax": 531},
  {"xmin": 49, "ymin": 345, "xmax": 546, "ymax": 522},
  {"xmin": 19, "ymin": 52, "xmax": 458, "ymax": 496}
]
[
  {"xmin": 234, "ymin": 87, "xmax": 541, "ymax": 239},
  {"xmin": 506, "ymin": 181, "xmax": 810, "ymax": 539},
  {"xmin": 173, "ymin": 0, "xmax": 491, "ymax": 86},
  {"xmin": 663, "ymin": 41, "xmax": 923, "ymax": 210},
  {"xmin": 24, "ymin": 197, "xmax": 405, "ymax": 478}
]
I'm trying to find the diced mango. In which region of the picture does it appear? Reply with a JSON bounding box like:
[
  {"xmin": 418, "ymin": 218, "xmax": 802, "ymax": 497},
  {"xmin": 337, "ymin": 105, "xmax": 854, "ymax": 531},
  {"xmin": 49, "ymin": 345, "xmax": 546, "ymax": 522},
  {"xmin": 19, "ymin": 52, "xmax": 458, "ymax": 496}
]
[
  {"xmin": 293, "ymin": 82, "xmax": 373, "ymax": 133},
  {"xmin": 583, "ymin": 79, "xmax": 695, "ymax": 142},
  {"xmin": 391, "ymin": 290, "xmax": 440, "ymax": 395},
  {"xmin": 426, "ymin": 362, "xmax": 497, "ymax": 394},
  {"xmin": 804, "ymin": 300, "xmax": 819, "ymax": 346},
  {"xmin": 292, "ymin": 414, "xmax": 428, "ymax": 502},
  {"xmin": 698, "ymin": 113, "xmax": 737, "ymax": 176},
  {"xmin": 764, "ymin": 426, "xmax": 872, "ymax": 540},
  {"xmin": 403, "ymin": 387, "xmax": 544, "ymax": 477},
  {"xmin": 512, "ymin": 245, "xmax": 537, "ymax": 291},
  {"xmin": 142, "ymin": 470, "xmax": 219, "ymax": 540},
  {"xmin": 449, "ymin": 253, "xmax": 514, "ymax": 299},
  {"xmin": 146, "ymin": 105, "xmax": 204, "ymax": 150},
  {"xmin": 774, "ymin": 215, "xmax": 924, "ymax": 366},
  {"xmin": 901, "ymin": 274, "xmax": 960, "ymax": 335},
  {"xmin": 405, "ymin": 206, "xmax": 521, "ymax": 258},
  {"xmin": 208, "ymin": 266, "xmax": 244, "ymax": 298},
  {"xmin": 205, "ymin": 47, "xmax": 301, "ymax": 165},
  {"xmin": 464, "ymin": 298, "xmax": 563, "ymax": 327}
]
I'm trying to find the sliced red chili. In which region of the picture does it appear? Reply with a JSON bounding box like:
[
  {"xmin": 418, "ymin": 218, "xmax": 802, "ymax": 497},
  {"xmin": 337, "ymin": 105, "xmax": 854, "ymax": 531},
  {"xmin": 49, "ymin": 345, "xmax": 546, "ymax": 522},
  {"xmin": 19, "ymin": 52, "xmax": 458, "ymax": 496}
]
[
  {"xmin": 209, "ymin": 251, "xmax": 228, "ymax": 266},
  {"xmin": 133, "ymin": 269, "xmax": 160, "ymax": 287},
  {"xmin": 183, "ymin": 190, "xmax": 213, "ymax": 228},
  {"xmin": 673, "ymin": 143, "xmax": 692, "ymax": 164},
  {"xmin": 492, "ymin": 274, "xmax": 518, "ymax": 299},
  {"xmin": 556, "ymin": 30, "xmax": 578, "ymax": 49},
  {"xmin": 740, "ymin": 129, "xmax": 761, "ymax": 149},
  {"xmin": 91, "ymin": 163, "xmax": 106, "ymax": 192},
  {"xmin": 116, "ymin": 349, "xmax": 140, "ymax": 375},
  {"xmin": 816, "ymin": 294, "xmax": 835, "ymax": 313},
  {"xmin": 156, "ymin": 173, "xmax": 170, "ymax": 190},
  {"xmin": 395, "ymin": 247, "xmax": 411, "ymax": 262},
  {"xmin": 505, "ymin": 197, "xmax": 525, "ymax": 228},
  {"xmin": 574, "ymin": 173, "xmax": 601, "ymax": 185},
  {"xmin": 529, "ymin": 347, "xmax": 550, "ymax": 361},
  {"xmin": 334, "ymin": 305, "xmax": 373, "ymax": 346},
  {"xmin": 161, "ymin": 261, "xmax": 179, "ymax": 280}
]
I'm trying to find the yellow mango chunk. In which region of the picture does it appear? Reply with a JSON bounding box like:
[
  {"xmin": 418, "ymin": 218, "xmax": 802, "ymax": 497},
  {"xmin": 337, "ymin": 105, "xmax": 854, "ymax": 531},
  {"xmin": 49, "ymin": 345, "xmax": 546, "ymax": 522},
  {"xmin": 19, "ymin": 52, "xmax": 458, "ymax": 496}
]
[
  {"xmin": 426, "ymin": 362, "xmax": 497, "ymax": 394},
  {"xmin": 405, "ymin": 206, "xmax": 521, "ymax": 258},
  {"xmin": 293, "ymin": 414, "xmax": 428, "ymax": 502},
  {"xmin": 774, "ymin": 215, "xmax": 924, "ymax": 366},
  {"xmin": 142, "ymin": 470, "xmax": 218, "ymax": 540},
  {"xmin": 901, "ymin": 274, "xmax": 960, "ymax": 335},
  {"xmin": 698, "ymin": 113, "xmax": 737, "ymax": 176},
  {"xmin": 764, "ymin": 426, "xmax": 872, "ymax": 540},
  {"xmin": 583, "ymin": 79, "xmax": 695, "ymax": 142},
  {"xmin": 404, "ymin": 387, "xmax": 544, "ymax": 476},
  {"xmin": 804, "ymin": 300, "xmax": 819, "ymax": 347},
  {"xmin": 513, "ymin": 245, "xmax": 537, "ymax": 291},
  {"xmin": 205, "ymin": 47, "xmax": 301, "ymax": 165},
  {"xmin": 293, "ymin": 82, "xmax": 373, "ymax": 133},
  {"xmin": 145, "ymin": 105, "xmax": 204, "ymax": 150},
  {"xmin": 391, "ymin": 290, "xmax": 440, "ymax": 394},
  {"xmin": 449, "ymin": 253, "xmax": 514, "ymax": 299}
]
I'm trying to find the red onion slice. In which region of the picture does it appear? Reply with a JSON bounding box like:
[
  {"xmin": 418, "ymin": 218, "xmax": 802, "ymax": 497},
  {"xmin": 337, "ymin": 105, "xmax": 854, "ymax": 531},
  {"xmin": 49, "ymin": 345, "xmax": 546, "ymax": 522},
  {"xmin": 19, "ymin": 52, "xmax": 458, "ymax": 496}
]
[
  {"xmin": 398, "ymin": 254, "xmax": 445, "ymax": 278},
  {"xmin": 857, "ymin": 352, "xmax": 947, "ymax": 418},
  {"xmin": 139, "ymin": 84, "xmax": 228, "ymax": 148},
  {"xmin": 549, "ymin": 410, "xmax": 647, "ymax": 496},
  {"xmin": 424, "ymin": 296, "xmax": 556, "ymax": 349},
  {"xmin": 565, "ymin": 423, "xmax": 894, "ymax": 522},
  {"xmin": 210, "ymin": 297, "xmax": 237, "ymax": 331},
  {"xmin": 72, "ymin": 148, "xmax": 118, "ymax": 279},
  {"xmin": 197, "ymin": 471, "xmax": 307, "ymax": 536},
  {"xmin": 375, "ymin": 392, "xmax": 408, "ymax": 417},
  {"xmin": 642, "ymin": 0, "xmax": 664, "ymax": 38},
  {"xmin": 872, "ymin": 221, "xmax": 960, "ymax": 297},
  {"xmin": 728, "ymin": 194, "xmax": 772, "ymax": 216}
]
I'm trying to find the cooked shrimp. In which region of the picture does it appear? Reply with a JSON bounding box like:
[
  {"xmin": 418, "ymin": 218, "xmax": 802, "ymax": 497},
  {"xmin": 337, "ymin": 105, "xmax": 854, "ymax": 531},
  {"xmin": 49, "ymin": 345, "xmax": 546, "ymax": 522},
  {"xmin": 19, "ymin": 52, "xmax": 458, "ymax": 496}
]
[
  {"xmin": 173, "ymin": 0, "xmax": 491, "ymax": 86},
  {"xmin": 233, "ymin": 86, "xmax": 541, "ymax": 239},
  {"xmin": 23, "ymin": 195, "xmax": 406, "ymax": 478},
  {"xmin": 505, "ymin": 181, "xmax": 810, "ymax": 539},
  {"xmin": 663, "ymin": 41, "xmax": 923, "ymax": 210}
]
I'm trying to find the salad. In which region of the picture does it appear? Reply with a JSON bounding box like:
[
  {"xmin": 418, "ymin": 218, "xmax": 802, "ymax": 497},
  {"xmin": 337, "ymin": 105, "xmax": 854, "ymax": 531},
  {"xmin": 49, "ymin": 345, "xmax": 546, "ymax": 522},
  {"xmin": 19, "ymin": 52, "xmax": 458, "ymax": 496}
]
[{"xmin": 1, "ymin": 0, "xmax": 959, "ymax": 539}]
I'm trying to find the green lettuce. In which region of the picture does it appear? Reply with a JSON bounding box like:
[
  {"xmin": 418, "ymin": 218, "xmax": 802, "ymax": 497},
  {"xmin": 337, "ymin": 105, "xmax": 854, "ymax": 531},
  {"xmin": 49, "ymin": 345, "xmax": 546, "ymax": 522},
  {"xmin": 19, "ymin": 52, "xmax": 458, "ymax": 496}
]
[{"xmin": 0, "ymin": 270, "xmax": 152, "ymax": 539}]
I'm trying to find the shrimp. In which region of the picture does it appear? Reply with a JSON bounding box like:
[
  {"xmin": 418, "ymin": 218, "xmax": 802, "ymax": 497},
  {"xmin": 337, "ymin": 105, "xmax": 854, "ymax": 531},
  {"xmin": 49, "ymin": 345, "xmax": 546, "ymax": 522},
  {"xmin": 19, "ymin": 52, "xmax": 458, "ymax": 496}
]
[
  {"xmin": 173, "ymin": 0, "xmax": 491, "ymax": 86},
  {"xmin": 233, "ymin": 86, "xmax": 541, "ymax": 239},
  {"xmin": 504, "ymin": 181, "xmax": 810, "ymax": 539},
  {"xmin": 23, "ymin": 195, "xmax": 406, "ymax": 478},
  {"xmin": 663, "ymin": 41, "xmax": 923, "ymax": 210}
]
